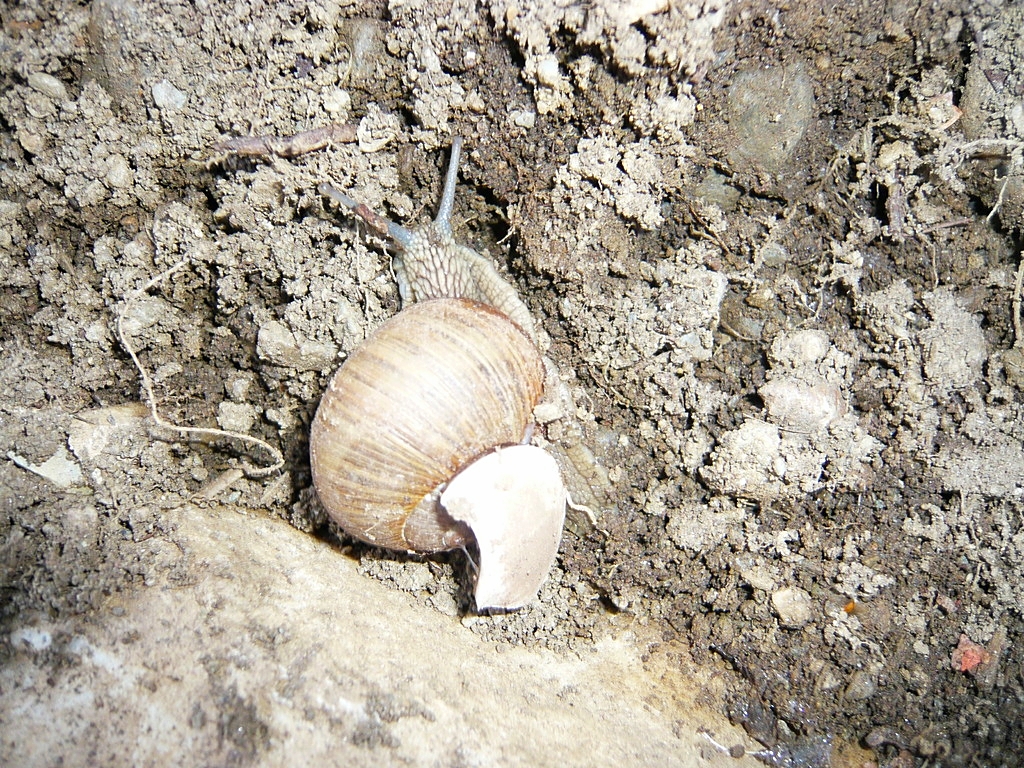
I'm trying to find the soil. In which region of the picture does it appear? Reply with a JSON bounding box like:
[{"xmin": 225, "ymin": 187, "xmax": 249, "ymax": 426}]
[{"xmin": 2, "ymin": 0, "xmax": 1023, "ymax": 766}]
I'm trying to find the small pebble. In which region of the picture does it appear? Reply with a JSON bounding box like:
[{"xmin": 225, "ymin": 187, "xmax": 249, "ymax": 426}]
[
  {"xmin": 18, "ymin": 128, "xmax": 45, "ymax": 155},
  {"xmin": 760, "ymin": 378, "xmax": 845, "ymax": 433},
  {"xmin": 321, "ymin": 87, "xmax": 350, "ymax": 116},
  {"xmin": 104, "ymin": 154, "xmax": 134, "ymax": 189},
  {"xmin": 256, "ymin": 320, "xmax": 338, "ymax": 371},
  {"xmin": 225, "ymin": 375, "xmax": 252, "ymax": 402},
  {"xmin": 771, "ymin": 586, "xmax": 813, "ymax": 627},
  {"xmin": 535, "ymin": 55, "xmax": 561, "ymax": 88},
  {"xmin": 217, "ymin": 401, "xmax": 257, "ymax": 433},
  {"xmin": 844, "ymin": 669, "xmax": 877, "ymax": 701},
  {"xmin": 152, "ymin": 79, "xmax": 187, "ymax": 111},
  {"xmin": 28, "ymin": 72, "xmax": 68, "ymax": 101},
  {"xmin": 512, "ymin": 110, "xmax": 537, "ymax": 129}
]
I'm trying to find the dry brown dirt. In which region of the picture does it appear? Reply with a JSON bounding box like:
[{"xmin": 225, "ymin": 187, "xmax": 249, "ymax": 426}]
[{"xmin": 2, "ymin": 1, "xmax": 1023, "ymax": 766}]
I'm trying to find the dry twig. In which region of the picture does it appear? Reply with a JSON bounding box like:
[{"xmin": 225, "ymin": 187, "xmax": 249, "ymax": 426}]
[{"xmin": 213, "ymin": 123, "xmax": 357, "ymax": 159}]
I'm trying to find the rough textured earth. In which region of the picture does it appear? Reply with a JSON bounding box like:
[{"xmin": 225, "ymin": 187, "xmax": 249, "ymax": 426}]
[{"xmin": 2, "ymin": 0, "xmax": 1023, "ymax": 766}]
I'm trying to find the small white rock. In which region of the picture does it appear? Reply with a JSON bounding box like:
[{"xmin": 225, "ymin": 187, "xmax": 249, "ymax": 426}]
[
  {"xmin": 511, "ymin": 109, "xmax": 537, "ymax": 129},
  {"xmin": 17, "ymin": 127, "xmax": 45, "ymax": 155},
  {"xmin": 152, "ymin": 79, "xmax": 187, "ymax": 111},
  {"xmin": 28, "ymin": 72, "xmax": 68, "ymax": 101},
  {"xmin": 8, "ymin": 447, "xmax": 83, "ymax": 489},
  {"xmin": 104, "ymin": 154, "xmax": 134, "ymax": 189},
  {"xmin": 321, "ymin": 87, "xmax": 351, "ymax": 116},
  {"xmin": 771, "ymin": 586, "xmax": 813, "ymax": 627},
  {"xmin": 224, "ymin": 375, "xmax": 253, "ymax": 402},
  {"xmin": 737, "ymin": 561, "xmax": 778, "ymax": 592},
  {"xmin": 535, "ymin": 55, "xmax": 561, "ymax": 88},
  {"xmin": 217, "ymin": 401, "xmax": 257, "ymax": 434}
]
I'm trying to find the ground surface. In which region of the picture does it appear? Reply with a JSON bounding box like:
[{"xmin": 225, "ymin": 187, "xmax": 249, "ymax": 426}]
[{"xmin": 2, "ymin": 1, "xmax": 1023, "ymax": 766}]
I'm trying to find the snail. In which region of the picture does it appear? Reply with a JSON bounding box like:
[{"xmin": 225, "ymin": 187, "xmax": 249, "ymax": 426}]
[{"xmin": 311, "ymin": 139, "xmax": 568, "ymax": 610}]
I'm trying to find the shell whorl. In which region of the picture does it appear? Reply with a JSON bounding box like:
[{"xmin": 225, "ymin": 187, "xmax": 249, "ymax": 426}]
[{"xmin": 309, "ymin": 298, "xmax": 545, "ymax": 552}]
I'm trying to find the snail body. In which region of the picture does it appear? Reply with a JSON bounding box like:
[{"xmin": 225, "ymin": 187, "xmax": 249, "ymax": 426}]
[
  {"xmin": 313, "ymin": 140, "xmax": 569, "ymax": 609},
  {"xmin": 318, "ymin": 137, "xmax": 537, "ymax": 341},
  {"xmin": 310, "ymin": 297, "xmax": 544, "ymax": 552}
]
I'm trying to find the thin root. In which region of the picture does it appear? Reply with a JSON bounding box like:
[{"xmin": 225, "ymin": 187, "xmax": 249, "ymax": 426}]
[
  {"xmin": 697, "ymin": 728, "xmax": 746, "ymax": 759},
  {"xmin": 116, "ymin": 259, "xmax": 285, "ymax": 478},
  {"xmin": 1013, "ymin": 255, "xmax": 1024, "ymax": 350},
  {"xmin": 566, "ymin": 492, "xmax": 608, "ymax": 537},
  {"xmin": 988, "ymin": 173, "xmax": 1010, "ymax": 225}
]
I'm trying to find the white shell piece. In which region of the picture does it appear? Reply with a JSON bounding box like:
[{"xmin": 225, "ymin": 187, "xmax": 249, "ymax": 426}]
[{"xmin": 440, "ymin": 445, "xmax": 567, "ymax": 611}]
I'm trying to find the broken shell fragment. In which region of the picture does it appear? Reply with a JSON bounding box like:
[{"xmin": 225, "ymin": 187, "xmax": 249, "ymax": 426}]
[{"xmin": 440, "ymin": 444, "xmax": 567, "ymax": 610}]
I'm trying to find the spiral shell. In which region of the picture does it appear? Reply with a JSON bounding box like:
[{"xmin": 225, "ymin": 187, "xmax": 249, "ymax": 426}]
[{"xmin": 309, "ymin": 297, "xmax": 545, "ymax": 553}]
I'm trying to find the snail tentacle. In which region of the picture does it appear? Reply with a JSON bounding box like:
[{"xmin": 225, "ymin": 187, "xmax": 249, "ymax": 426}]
[
  {"xmin": 433, "ymin": 136, "xmax": 463, "ymax": 236},
  {"xmin": 320, "ymin": 139, "xmax": 536, "ymax": 339}
]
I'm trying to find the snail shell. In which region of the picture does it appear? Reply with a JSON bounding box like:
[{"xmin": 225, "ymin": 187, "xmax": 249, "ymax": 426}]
[{"xmin": 310, "ymin": 297, "xmax": 545, "ymax": 553}]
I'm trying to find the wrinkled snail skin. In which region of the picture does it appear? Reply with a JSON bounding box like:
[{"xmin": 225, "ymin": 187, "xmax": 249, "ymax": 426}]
[
  {"xmin": 313, "ymin": 139, "xmax": 568, "ymax": 609},
  {"xmin": 310, "ymin": 298, "xmax": 545, "ymax": 553}
]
